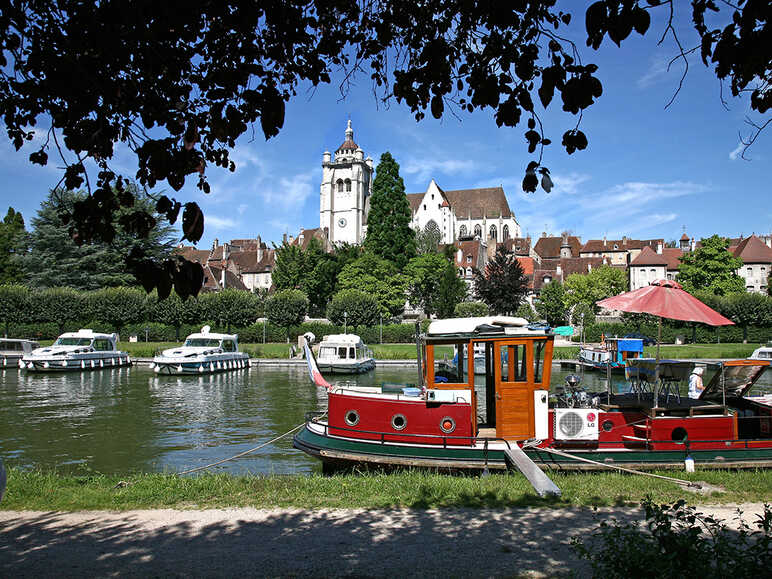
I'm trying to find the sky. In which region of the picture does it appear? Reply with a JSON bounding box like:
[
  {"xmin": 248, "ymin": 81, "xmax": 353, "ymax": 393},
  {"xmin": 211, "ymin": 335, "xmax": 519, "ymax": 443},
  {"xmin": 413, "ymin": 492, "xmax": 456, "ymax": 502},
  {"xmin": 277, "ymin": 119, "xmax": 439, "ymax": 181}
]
[{"xmin": 1, "ymin": 5, "xmax": 769, "ymax": 251}]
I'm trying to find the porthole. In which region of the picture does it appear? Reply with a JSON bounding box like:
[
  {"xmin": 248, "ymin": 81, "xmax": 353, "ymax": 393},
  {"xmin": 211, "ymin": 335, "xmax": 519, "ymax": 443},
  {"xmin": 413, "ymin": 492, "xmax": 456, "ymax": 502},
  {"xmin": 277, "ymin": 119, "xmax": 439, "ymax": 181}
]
[
  {"xmin": 391, "ymin": 413, "xmax": 407, "ymax": 431},
  {"xmin": 344, "ymin": 410, "xmax": 360, "ymax": 426},
  {"xmin": 440, "ymin": 417, "xmax": 456, "ymax": 434},
  {"xmin": 602, "ymin": 420, "xmax": 614, "ymax": 432},
  {"xmin": 671, "ymin": 427, "xmax": 688, "ymax": 442}
]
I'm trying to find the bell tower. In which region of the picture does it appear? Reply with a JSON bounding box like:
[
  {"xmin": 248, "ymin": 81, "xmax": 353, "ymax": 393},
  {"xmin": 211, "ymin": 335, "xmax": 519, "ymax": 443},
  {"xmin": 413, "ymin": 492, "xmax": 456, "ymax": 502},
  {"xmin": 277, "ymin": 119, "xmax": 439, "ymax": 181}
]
[{"xmin": 320, "ymin": 120, "xmax": 374, "ymax": 245}]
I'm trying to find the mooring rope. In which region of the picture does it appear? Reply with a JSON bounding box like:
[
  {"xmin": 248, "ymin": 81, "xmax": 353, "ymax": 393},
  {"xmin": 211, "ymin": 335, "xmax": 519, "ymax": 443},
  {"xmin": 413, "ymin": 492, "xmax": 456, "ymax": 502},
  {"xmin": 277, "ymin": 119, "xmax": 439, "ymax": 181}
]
[
  {"xmin": 177, "ymin": 421, "xmax": 310, "ymax": 476},
  {"xmin": 536, "ymin": 446, "xmax": 700, "ymax": 488}
]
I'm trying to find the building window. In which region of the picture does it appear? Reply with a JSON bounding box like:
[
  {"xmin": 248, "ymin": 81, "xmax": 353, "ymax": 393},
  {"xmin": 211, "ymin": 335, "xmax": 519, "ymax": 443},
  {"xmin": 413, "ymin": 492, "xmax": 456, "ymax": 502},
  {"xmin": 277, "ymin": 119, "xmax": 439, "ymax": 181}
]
[
  {"xmin": 747, "ymin": 267, "xmax": 752, "ymax": 274},
  {"xmin": 466, "ymin": 255, "xmax": 472, "ymax": 263},
  {"xmin": 489, "ymin": 225, "xmax": 497, "ymax": 240},
  {"xmin": 423, "ymin": 204, "xmax": 426, "ymax": 210},
  {"xmin": 459, "ymin": 225, "xmax": 467, "ymax": 237},
  {"xmin": 465, "ymin": 267, "xmax": 473, "ymax": 277},
  {"xmin": 458, "ymin": 268, "xmax": 464, "ymax": 276},
  {"xmin": 345, "ymin": 179, "xmax": 352, "ymax": 192},
  {"xmin": 650, "ymin": 269, "xmax": 656, "ymax": 275},
  {"xmin": 667, "ymin": 273, "xmax": 673, "ymax": 280},
  {"xmin": 503, "ymin": 225, "xmax": 510, "ymax": 241},
  {"xmin": 474, "ymin": 225, "xmax": 482, "ymax": 237},
  {"xmin": 336, "ymin": 179, "xmax": 344, "ymax": 192},
  {"xmin": 543, "ymin": 275, "xmax": 552, "ymax": 284}
]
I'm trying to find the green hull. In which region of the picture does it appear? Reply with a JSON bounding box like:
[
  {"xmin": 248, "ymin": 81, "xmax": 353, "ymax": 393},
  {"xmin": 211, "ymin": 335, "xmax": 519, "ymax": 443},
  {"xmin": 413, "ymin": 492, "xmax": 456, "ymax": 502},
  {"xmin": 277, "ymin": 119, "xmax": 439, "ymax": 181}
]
[{"xmin": 294, "ymin": 425, "xmax": 772, "ymax": 471}]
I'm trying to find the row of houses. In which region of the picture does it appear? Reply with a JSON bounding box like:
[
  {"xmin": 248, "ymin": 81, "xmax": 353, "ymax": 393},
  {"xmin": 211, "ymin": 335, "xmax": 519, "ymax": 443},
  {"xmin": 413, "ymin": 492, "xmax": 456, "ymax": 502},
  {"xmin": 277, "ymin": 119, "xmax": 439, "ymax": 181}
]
[{"xmin": 176, "ymin": 229, "xmax": 772, "ymax": 299}]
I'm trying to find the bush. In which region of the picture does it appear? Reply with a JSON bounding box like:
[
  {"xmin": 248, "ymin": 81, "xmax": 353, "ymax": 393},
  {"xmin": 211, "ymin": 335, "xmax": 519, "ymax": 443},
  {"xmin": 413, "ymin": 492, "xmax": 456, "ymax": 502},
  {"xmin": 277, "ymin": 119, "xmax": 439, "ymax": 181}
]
[
  {"xmin": 454, "ymin": 301, "xmax": 489, "ymax": 317},
  {"xmin": 265, "ymin": 289, "xmax": 308, "ymax": 330},
  {"xmin": 572, "ymin": 499, "xmax": 772, "ymax": 578},
  {"xmin": 327, "ymin": 289, "xmax": 381, "ymax": 327}
]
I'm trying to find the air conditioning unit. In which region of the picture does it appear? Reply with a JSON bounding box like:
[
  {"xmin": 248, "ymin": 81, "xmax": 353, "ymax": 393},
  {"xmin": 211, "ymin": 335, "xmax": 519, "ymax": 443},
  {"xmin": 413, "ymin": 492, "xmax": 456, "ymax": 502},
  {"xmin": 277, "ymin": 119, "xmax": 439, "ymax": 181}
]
[{"xmin": 554, "ymin": 408, "xmax": 599, "ymax": 441}]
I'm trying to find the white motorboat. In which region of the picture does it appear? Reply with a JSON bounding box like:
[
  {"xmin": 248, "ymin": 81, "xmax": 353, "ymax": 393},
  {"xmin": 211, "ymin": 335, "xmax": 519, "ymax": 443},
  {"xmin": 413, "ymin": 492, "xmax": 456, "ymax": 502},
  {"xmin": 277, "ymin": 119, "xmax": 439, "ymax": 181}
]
[
  {"xmin": 749, "ymin": 343, "xmax": 772, "ymax": 360},
  {"xmin": 315, "ymin": 334, "xmax": 375, "ymax": 374},
  {"xmin": 22, "ymin": 329, "xmax": 130, "ymax": 371},
  {"xmin": 0, "ymin": 338, "xmax": 39, "ymax": 368},
  {"xmin": 151, "ymin": 326, "xmax": 250, "ymax": 375}
]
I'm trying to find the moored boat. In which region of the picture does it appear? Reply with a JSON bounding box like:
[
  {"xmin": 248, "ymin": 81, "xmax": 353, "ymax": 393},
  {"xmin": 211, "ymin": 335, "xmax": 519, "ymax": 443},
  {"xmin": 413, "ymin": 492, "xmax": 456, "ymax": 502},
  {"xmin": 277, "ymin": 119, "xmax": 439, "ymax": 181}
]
[
  {"xmin": 0, "ymin": 338, "xmax": 39, "ymax": 368},
  {"xmin": 294, "ymin": 317, "xmax": 772, "ymax": 473},
  {"xmin": 750, "ymin": 343, "xmax": 772, "ymax": 360},
  {"xmin": 315, "ymin": 333, "xmax": 375, "ymax": 374},
  {"xmin": 577, "ymin": 337, "xmax": 644, "ymax": 373},
  {"xmin": 150, "ymin": 326, "xmax": 250, "ymax": 375},
  {"xmin": 22, "ymin": 329, "xmax": 130, "ymax": 371}
]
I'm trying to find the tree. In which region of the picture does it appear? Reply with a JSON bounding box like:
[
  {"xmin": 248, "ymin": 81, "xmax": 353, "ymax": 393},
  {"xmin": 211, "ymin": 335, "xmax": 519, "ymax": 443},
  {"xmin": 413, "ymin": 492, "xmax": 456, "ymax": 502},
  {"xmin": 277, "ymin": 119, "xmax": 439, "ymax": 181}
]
[
  {"xmin": 30, "ymin": 287, "xmax": 85, "ymax": 335},
  {"xmin": 678, "ymin": 235, "xmax": 745, "ymax": 295},
  {"xmin": 404, "ymin": 253, "xmax": 466, "ymax": 318},
  {"xmin": 87, "ymin": 287, "xmax": 147, "ymax": 337},
  {"xmin": 473, "ymin": 247, "xmax": 529, "ymax": 315},
  {"xmin": 724, "ymin": 292, "xmax": 772, "ymax": 342},
  {"xmin": 535, "ymin": 281, "xmax": 568, "ymax": 326},
  {"xmin": 454, "ymin": 301, "xmax": 489, "ymax": 318},
  {"xmin": 337, "ymin": 252, "xmax": 409, "ymax": 319},
  {"xmin": 0, "ymin": 2, "xmax": 763, "ymax": 293},
  {"xmin": 564, "ymin": 265, "xmax": 628, "ymax": 312},
  {"xmin": 435, "ymin": 261, "xmax": 469, "ymax": 319},
  {"xmin": 0, "ymin": 284, "xmax": 29, "ymax": 337},
  {"xmin": 0, "ymin": 208, "xmax": 26, "ymax": 284},
  {"xmin": 415, "ymin": 222, "xmax": 443, "ymax": 255},
  {"xmin": 326, "ymin": 289, "xmax": 380, "ymax": 327},
  {"xmin": 265, "ymin": 289, "xmax": 308, "ymax": 333},
  {"xmin": 363, "ymin": 152, "xmax": 416, "ymax": 269},
  {"xmin": 149, "ymin": 291, "xmax": 199, "ymax": 341},
  {"xmin": 515, "ymin": 302, "xmax": 539, "ymax": 322},
  {"xmin": 20, "ymin": 189, "xmax": 176, "ymax": 291},
  {"xmin": 199, "ymin": 289, "xmax": 261, "ymax": 333}
]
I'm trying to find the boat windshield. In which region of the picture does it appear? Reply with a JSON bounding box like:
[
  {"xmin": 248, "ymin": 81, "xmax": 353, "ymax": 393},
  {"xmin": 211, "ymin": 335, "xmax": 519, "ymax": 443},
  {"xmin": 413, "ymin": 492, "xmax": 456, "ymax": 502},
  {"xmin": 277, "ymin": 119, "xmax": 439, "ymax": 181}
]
[
  {"xmin": 184, "ymin": 338, "xmax": 222, "ymax": 347},
  {"xmin": 54, "ymin": 337, "xmax": 92, "ymax": 346}
]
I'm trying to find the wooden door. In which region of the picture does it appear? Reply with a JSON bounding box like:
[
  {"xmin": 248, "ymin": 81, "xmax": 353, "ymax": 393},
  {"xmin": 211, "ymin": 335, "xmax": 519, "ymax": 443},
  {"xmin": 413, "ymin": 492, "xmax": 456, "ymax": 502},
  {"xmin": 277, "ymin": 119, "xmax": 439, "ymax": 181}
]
[{"xmin": 494, "ymin": 340, "xmax": 535, "ymax": 440}]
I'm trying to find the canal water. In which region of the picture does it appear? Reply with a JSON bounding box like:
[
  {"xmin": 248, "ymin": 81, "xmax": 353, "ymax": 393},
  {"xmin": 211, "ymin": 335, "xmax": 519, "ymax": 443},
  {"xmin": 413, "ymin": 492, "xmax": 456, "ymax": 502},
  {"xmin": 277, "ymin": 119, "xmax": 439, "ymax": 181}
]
[{"xmin": 1, "ymin": 364, "xmax": 770, "ymax": 475}]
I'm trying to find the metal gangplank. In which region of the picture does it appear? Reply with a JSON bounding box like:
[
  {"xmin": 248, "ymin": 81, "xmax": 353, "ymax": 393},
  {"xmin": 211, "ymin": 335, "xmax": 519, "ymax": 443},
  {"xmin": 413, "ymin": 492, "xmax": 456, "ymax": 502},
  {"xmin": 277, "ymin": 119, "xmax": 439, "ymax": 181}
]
[{"xmin": 503, "ymin": 445, "xmax": 561, "ymax": 498}]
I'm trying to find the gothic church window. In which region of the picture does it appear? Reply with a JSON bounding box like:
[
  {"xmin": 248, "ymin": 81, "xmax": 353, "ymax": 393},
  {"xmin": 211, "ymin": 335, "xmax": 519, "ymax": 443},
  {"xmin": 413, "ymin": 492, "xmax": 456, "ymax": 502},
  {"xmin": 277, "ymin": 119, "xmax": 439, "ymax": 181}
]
[
  {"xmin": 474, "ymin": 225, "xmax": 482, "ymax": 238},
  {"xmin": 337, "ymin": 179, "xmax": 344, "ymax": 193},
  {"xmin": 345, "ymin": 179, "xmax": 352, "ymax": 192},
  {"xmin": 489, "ymin": 225, "xmax": 497, "ymax": 240},
  {"xmin": 459, "ymin": 225, "xmax": 467, "ymax": 237},
  {"xmin": 503, "ymin": 225, "xmax": 510, "ymax": 241}
]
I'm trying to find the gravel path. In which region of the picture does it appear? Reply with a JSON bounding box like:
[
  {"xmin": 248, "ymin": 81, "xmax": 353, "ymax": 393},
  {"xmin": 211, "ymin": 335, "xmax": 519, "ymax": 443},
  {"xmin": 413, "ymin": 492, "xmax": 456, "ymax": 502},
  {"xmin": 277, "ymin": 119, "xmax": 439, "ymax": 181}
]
[{"xmin": 0, "ymin": 504, "xmax": 766, "ymax": 578}]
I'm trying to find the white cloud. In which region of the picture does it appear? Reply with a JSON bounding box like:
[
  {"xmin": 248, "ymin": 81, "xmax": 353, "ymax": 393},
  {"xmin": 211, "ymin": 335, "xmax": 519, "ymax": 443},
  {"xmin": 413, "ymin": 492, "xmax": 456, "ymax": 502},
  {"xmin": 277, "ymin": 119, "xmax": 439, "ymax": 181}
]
[
  {"xmin": 637, "ymin": 54, "xmax": 671, "ymax": 89},
  {"xmin": 402, "ymin": 158, "xmax": 476, "ymax": 184},
  {"xmin": 259, "ymin": 171, "xmax": 315, "ymax": 208},
  {"xmin": 205, "ymin": 214, "xmax": 239, "ymax": 230},
  {"xmin": 728, "ymin": 142, "xmax": 745, "ymax": 161}
]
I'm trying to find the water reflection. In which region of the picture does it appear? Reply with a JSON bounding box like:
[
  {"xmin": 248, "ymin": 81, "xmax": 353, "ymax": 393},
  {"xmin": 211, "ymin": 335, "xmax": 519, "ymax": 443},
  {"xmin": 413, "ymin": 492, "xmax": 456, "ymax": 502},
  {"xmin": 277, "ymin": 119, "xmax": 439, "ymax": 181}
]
[{"xmin": 1, "ymin": 363, "xmax": 769, "ymax": 475}]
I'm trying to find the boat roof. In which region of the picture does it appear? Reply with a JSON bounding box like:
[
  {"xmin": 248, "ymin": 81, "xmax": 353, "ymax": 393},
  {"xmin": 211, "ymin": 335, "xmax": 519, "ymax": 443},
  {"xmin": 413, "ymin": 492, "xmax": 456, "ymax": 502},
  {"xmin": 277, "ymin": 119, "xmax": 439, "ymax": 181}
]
[
  {"xmin": 0, "ymin": 338, "xmax": 38, "ymax": 343},
  {"xmin": 185, "ymin": 332, "xmax": 238, "ymax": 341},
  {"xmin": 58, "ymin": 329, "xmax": 116, "ymax": 340},
  {"xmin": 427, "ymin": 316, "xmax": 545, "ymax": 339},
  {"xmin": 319, "ymin": 334, "xmax": 365, "ymax": 345},
  {"xmin": 702, "ymin": 359, "xmax": 770, "ymax": 400}
]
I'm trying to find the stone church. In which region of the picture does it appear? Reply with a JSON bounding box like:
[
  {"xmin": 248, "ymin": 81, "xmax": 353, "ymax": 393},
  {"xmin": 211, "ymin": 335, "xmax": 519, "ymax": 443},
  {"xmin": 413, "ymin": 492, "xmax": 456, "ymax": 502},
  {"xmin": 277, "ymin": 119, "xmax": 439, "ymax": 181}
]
[{"xmin": 319, "ymin": 121, "xmax": 521, "ymax": 246}]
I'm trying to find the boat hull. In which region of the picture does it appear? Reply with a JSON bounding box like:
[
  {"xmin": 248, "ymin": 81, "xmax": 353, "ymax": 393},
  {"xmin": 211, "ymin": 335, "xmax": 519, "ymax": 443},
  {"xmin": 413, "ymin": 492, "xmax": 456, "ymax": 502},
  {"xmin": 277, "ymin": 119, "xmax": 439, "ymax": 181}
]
[
  {"xmin": 294, "ymin": 423, "xmax": 772, "ymax": 472},
  {"xmin": 316, "ymin": 359, "xmax": 376, "ymax": 374},
  {"xmin": 152, "ymin": 355, "xmax": 250, "ymax": 375},
  {"xmin": 22, "ymin": 354, "xmax": 131, "ymax": 372}
]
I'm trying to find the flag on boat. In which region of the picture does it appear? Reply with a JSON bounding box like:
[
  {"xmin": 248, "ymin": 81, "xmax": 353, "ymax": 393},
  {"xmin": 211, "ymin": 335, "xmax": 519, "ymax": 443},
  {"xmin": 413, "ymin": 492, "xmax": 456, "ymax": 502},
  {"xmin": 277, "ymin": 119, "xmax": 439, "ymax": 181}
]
[{"xmin": 303, "ymin": 340, "xmax": 332, "ymax": 390}]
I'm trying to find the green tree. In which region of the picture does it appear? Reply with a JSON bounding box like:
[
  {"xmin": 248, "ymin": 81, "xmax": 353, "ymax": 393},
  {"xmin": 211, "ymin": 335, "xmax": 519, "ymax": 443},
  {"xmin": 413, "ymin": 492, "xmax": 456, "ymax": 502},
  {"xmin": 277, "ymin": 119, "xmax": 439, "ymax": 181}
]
[
  {"xmin": 415, "ymin": 221, "xmax": 442, "ymax": 255},
  {"xmin": 570, "ymin": 302, "xmax": 596, "ymax": 326},
  {"xmin": 536, "ymin": 281, "xmax": 567, "ymax": 326},
  {"xmin": 678, "ymin": 235, "xmax": 745, "ymax": 296},
  {"xmin": 364, "ymin": 152, "xmax": 416, "ymax": 269},
  {"xmin": 30, "ymin": 287, "xmax": 85, "ymax": 334},
  {"xmin": 0, "ymin": 208, "xmax": 26, "ymax": 284},
  {"xmin": 272, "ymin": 242, "xmax": 308, "ymax": 291},
  {"xmin": 337, "ymin": 252, "xmax": 409, "ymax": 319},
  {"xmin": 404, "ymin": 253, "xmax": 466, "ymax": 318},
  {"xmin": 199, "ymin": 289, "xmax": 261, "ymax": 333},
  {"xmin": 435, "ymin": 261, "xmax": 468, "ymax": 319},
  {"xmin": 0, "ymin": 284, "xmax": 29, "ymax": 337},
  {"xmin": 515, "ymin": 301, "xmax": 538, "ymax": 322},
  {"xmin": 564, "ymin": 265, "xmax": 628, "ymax": 312},
  {"xmin": 87, "ymin": 287, "xmax": 147, "ymax": 337},
  {"xmin": 473, "ymin": 247, "xmax": 528, "ymax": 315},
  {"xmin": 149, "ymin": 292, "xmax": 200, "ymax": 341},
  {"xmin": 326, "ymin": 289, "xmax": 380, "ymax": 327},
  {"xmin": 265, "ymin": 289, "xmax": 308, "ymax": 333},
  {"xmin": 20, "ymin": 189, "xmax": 176, "ymax": 290},
  {"xmin": 724, "ymin": 292, "xmax": 772, "ymax": 342},
  {"xmin": 454, "ymin": 301, "xmax": 489, "ymax": 317}
]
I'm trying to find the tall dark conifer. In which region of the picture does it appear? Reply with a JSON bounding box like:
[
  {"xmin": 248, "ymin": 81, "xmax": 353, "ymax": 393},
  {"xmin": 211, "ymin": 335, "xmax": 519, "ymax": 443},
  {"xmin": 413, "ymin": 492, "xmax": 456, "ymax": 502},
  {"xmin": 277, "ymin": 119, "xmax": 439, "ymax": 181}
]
[
  {"xmin": 364, "ymin": 152, "xmax": 416, "ymax": 269},
  {"xmin": 473, "ymin": 246, "xmax": 528, "ymax": 315}
]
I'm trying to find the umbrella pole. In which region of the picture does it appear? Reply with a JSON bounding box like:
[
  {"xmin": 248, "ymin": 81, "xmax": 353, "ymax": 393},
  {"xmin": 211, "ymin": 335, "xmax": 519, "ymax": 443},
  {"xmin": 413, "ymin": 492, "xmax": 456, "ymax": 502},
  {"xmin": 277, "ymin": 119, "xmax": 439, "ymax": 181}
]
[{"xmin": 653, "ymin": 317, "xmax": 662, "ymax": 410}]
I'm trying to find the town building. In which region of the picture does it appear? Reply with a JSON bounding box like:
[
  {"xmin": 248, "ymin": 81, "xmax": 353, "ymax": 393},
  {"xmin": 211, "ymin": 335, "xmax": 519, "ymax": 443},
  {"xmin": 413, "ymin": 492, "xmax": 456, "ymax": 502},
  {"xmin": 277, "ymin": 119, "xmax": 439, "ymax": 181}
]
[
  {"xmin": 730, "ymin": 235, "xmax": 772, "ymax": 293},
  {"xmin": 628, "ymin": 245, "xmax": 684, "ymax": 290},
  {"xmin": 579, "ymin": 236, "xmax": 663, "ymax": 266}
]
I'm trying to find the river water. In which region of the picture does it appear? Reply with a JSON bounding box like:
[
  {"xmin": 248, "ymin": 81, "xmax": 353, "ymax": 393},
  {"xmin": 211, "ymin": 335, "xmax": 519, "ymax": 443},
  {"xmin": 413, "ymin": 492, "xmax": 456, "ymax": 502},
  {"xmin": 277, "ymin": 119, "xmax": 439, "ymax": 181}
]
[{"xmin": 1, "ymin": 364, "xmax": 770, "ymax": 475}]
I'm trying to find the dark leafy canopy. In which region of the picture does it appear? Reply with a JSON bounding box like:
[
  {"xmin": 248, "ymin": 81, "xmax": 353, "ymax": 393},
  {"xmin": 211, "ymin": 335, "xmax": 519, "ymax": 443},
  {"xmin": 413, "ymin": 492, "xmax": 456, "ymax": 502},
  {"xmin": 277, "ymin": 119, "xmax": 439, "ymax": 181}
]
[
  {"xmin": 364, "ymin": 152, "xmax": 416, "ymax": 269},
  {"xmin": 473, "ymin": 246, "xmax": 529, "ymax": 315},
  {"xmin": 0, "ymin": 208, "xmax": 26, "ymax": 284},
  {"xmin": 0, "ymin": 1, "xmax": 766, "ymax": 289}
]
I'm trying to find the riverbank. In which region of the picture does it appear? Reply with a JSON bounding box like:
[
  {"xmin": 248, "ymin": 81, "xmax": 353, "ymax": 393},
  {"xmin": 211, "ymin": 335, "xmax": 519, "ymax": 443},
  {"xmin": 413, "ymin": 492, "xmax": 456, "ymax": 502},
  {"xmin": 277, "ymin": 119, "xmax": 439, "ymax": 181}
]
[
  {"xmin": 1, "ymin": 503, "xmax": 767, "ymax": 578},
  {"xmin": 3, "ymin": 468, "xmax": 771, "ymax": 511}
]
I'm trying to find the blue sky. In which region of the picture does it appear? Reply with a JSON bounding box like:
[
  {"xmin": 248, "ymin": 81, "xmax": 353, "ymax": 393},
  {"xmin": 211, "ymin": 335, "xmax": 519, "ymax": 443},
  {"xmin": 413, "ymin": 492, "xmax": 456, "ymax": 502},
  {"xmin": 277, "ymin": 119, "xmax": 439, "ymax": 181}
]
[{"xmin": 1, "ymin": 7, "xmax": 769, "ymax": 250}]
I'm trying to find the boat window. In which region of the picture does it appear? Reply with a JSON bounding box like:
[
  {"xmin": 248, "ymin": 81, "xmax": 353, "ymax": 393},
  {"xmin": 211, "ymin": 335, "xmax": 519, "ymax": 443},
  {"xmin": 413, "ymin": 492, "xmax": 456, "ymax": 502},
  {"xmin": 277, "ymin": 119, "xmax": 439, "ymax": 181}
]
[
  {"xmin": 338, "ymin": 347, "xmax": 348, "ymax": 359},
  {"xmin": 93, "ymin": 339, "xmax": 112, "ymax": 351},
  {"xmin": 185, "ymin": 338, "xmax": 222, "ymax": 347},
  {"xmin": 349, "ymin": 347, "xmax": 356, "ymax": 359},
  {"xmin": 222, "ymin": 340, "xmax": 236, "ymax": 352},
  {"xmin": 501, "ymin": 344, "xmax": 527, "ymax": 382},
  {"xmin": 319, "ymin": 346, "xmax": 336, "ymax": 358},
  {"xmin": 1, "ymin": 341, "xmax": 20, "ymax": 351},
  {"xmin": 436, "ymin": 341, "xmax": 470, "ymax": 385},
  {"xmin": 55, "ymin": 337, "xmax": 92, "ymax": 346},
  {"xmin": 533, "ymin": 340, "xmax": 545, "ymax": 383}
]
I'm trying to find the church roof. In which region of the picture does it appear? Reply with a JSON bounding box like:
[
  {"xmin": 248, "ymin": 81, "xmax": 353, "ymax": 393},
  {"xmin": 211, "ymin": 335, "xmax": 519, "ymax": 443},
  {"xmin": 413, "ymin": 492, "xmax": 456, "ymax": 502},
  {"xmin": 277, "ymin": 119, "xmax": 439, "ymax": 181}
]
[
  {"xmin": 407, "ymin": 186, "xmax": 514, "ymax": 219},
  {"xmin": 732, "ymin": 235, "xmax": 772, "ymax": 264},
  {"xmin": 336, "ymin": 120, "xmax": 359, "ymax": 152}
]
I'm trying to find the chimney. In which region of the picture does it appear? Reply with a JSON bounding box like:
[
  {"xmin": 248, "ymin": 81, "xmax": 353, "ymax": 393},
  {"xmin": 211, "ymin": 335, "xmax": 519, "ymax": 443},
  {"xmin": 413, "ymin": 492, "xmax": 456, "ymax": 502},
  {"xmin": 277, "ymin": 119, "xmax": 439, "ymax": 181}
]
[
  {"xmin": 657, "ymin": 242, "xmax": 663, "ymax": 254},
  {"xmin": 282, "ymin": 233, "xmax": 287, "ymax": 244},
  {"xmin": 622, "ymin": 236, "xmax": 627, "ymax": 246},
  {"xmin": 690, "ymin": 238, "xmax": 696, "ymax": 251},
  {"xmin": 603, "ymin": 236, "xmax": 607, "ymax": 247},
  {"xmin": 556, "ymin": 264, "xmax": 562, "ymax": 277},
  {"xmin": 212, "ymin": 238, "xmax": 219, "ymax": 250},
  {"xmin": 220, "ymin": 267, "xmax": 226, "ymax": 289},
  {"xmin": 223, "ymin": 242, "xmax": 230, "ymax": 260}
]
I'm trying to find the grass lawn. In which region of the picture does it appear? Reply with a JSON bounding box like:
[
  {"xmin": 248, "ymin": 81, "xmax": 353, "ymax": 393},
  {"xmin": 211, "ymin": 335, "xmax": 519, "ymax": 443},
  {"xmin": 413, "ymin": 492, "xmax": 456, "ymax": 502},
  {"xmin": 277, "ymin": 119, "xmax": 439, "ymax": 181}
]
[{"xmin": 2, "ymin": 467, "xmax": 770, "ymax": 511}]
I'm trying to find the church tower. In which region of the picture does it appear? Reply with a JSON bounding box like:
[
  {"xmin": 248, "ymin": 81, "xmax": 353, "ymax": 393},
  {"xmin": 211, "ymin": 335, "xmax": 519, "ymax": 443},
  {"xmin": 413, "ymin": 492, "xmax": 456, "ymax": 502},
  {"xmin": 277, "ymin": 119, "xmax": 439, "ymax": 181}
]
[{"xmin": 320, "ymin": 120, "xmax": 374, "ymax": 245}]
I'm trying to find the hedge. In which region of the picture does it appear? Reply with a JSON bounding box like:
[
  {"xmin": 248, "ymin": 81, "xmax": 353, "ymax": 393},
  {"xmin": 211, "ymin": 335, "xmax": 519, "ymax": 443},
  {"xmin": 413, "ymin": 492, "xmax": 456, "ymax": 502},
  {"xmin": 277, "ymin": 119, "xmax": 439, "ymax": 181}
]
[{"xmin": 575, "ymin": 322, "xmax": 772, "ymax": 344}]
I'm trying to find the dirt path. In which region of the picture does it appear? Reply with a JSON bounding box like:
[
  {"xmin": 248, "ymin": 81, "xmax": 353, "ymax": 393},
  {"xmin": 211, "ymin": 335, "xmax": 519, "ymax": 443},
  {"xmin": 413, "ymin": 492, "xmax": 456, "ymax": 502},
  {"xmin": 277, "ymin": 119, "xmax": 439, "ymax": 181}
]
[{"xmin": 0, "ymin": 504, "xmax": 766, "ymax": 578}]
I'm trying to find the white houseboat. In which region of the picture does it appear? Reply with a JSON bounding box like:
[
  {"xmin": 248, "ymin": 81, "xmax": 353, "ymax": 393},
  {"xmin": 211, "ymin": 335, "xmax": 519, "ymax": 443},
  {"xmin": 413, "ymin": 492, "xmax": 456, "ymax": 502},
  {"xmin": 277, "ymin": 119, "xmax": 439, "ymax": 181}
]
[
  {"xmin": 151, "ymin": 326, "xmax": 250, "ymax": 375},
  {"xmin": 22, "ymin": 329, "xmax": 130, "ymax": 371},
  {"xmin": 750, "ymin": 343, "xmax": 772, "ymax": 360},
  {"xmin": 1, "ymin": 338, "xmax": 39, "ymax": 368},
  {"xmin": 315, "ymin": 334, "xmax": 375, "ymax": 374}
]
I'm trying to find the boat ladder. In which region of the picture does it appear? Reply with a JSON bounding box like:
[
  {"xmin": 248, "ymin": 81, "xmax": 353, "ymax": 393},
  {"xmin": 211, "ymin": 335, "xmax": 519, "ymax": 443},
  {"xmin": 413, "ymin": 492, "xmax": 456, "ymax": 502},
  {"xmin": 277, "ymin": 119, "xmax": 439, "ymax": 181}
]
[{"xmin": 503, "ymin": 445, "xmax": 561, "ymax": 498}]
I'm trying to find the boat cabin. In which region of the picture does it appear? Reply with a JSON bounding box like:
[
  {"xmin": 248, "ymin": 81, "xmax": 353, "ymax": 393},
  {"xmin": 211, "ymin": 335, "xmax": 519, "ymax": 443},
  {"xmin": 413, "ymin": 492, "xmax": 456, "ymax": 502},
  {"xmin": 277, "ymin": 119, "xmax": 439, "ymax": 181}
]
[
  {"xmin": 318, "ymin": 334, "xmax": 370, "ymax": 361},
  {"xmin": 424, "ymin": 317, "xmax": 553, "ymax": 440}
]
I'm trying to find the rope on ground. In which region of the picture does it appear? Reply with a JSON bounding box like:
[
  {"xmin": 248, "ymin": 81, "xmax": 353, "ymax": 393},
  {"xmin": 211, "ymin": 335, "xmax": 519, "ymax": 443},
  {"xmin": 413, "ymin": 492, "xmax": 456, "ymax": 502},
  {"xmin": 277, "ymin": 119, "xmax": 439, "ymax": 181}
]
[
  {"xmin": 537, "ymin": 446, "xmax": 701, "ymax": 488},
  {"xmin": 177, "ymin": 421, "xmax": 308, "ymax": 476}
]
